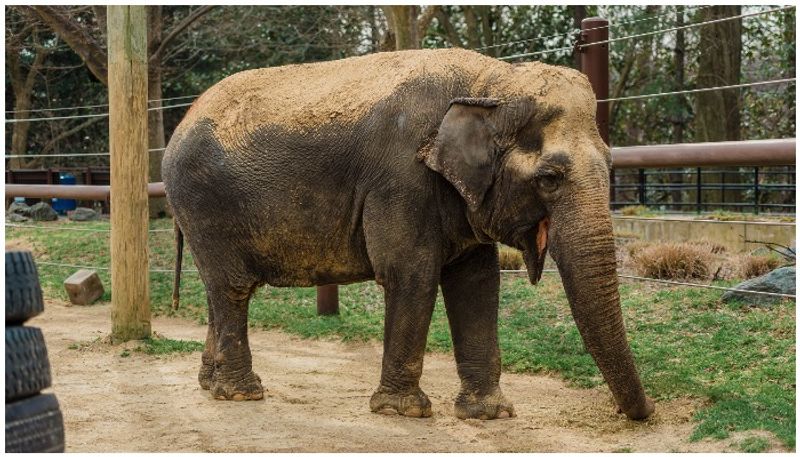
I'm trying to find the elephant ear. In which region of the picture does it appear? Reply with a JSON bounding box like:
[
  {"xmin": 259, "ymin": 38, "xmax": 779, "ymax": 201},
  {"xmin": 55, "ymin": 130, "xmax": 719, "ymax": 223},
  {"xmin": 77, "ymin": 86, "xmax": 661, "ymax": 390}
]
[{"xmin": 423, "ymin": 97, "xmax": 499, "ymax": 211}]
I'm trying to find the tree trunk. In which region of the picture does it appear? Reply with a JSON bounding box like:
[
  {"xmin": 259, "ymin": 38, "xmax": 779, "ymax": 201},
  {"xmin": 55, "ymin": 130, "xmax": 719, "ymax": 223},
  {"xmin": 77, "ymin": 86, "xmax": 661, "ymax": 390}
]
[
  {"xmin": 694, "ymin": 6, "xmax": 742, "ymax": 208},
  {"xmin": 8, "ymin": 30, "xmax": 49, "ymax": 169},
  {"xmin": 462, "ymin": 7, "xmax": 481, "ymax": 49},
  {"xmin": 383, "ymin": 6, "xmax": 420, "ymax": 50},
  {"xmin": 10, "ymin": 98, "xmax": 32, "ymax": 170},
  {"xmin": 669, "ymin": 5, "xmax": 686, "ymax": 208},
  {"xmin": 147, "ymin": 6, "xmax": 168, "ymax": 218},
  {"xmin": 476, "ymin": 6, "xmax": 495, "ymax": 57}
]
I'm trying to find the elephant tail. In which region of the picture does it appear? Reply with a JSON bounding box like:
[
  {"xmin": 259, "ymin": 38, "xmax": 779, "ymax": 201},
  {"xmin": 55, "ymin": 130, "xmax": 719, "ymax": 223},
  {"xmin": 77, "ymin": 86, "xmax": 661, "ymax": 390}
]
[{"xmin": 172, "ymin": 220, "xmax": 184, "ymax": 310}]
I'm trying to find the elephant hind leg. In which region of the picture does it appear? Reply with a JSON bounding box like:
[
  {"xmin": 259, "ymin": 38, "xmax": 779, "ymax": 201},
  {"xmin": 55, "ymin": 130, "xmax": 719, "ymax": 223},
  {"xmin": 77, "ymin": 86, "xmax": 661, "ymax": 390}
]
[{"xmin": 204, "ymin": 280, "xmax": 264, "ymax": 401}]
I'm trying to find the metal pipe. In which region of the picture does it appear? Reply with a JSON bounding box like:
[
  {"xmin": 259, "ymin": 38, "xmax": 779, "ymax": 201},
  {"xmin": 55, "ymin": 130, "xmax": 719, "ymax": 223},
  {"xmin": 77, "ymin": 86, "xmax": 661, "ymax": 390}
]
[
  {"xmin": 5, "ymin": 184, "xmax": 110, "ymax": 200},
  {"xmin": 5, "ymin": 183, "xmax": 166, "ymax": 200},
  {"xmin": 6, "ymin": 139, "xmax": 796, "ymax": 199},
  {"xmin": 611, "ymin": 138, "xmax": 796, "ymax": 168}
]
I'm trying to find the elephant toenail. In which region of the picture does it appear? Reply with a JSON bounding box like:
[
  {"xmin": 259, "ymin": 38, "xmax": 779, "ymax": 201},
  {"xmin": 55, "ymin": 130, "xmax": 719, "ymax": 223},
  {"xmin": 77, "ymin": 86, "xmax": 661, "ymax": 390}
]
[
  {"xmin": 231, "ymin": 393, "xmax": 246, "ymax": 401},
  {"xmin": 497, "ymin": 411, "xmax": 510, "ymax": 419}
]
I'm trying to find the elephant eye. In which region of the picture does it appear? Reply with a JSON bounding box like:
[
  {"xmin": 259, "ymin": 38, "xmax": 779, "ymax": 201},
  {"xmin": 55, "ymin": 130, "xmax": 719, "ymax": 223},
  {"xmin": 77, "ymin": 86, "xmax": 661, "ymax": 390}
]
[{"xmin": 536, "ymin": 171, "xmax": 561, "ymax": 193}]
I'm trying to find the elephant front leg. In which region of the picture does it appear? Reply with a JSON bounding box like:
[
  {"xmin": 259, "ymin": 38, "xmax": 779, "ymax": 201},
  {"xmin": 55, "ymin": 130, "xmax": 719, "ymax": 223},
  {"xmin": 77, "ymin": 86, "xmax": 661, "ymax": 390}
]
[
  {"xmin": 369, "ymin": 270, "xmax": 438, "ymax": 418},
  {"xmin": 207, "ymin": 285, "xmax": 264, "ymax": 401},
  {"xmin": 198, "ymin": 301, "xmax": 215, "ymax": 390},
  {"xmin": 441, "ymin": 244, "xmax": 515, "ymax": 420}
]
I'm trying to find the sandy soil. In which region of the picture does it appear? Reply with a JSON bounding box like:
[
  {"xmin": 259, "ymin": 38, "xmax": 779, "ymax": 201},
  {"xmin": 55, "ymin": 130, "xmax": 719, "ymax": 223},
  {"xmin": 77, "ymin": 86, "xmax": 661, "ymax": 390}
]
[{"xmin": 31, "ymin": 299, "xmax": 783, "ymax": 453}]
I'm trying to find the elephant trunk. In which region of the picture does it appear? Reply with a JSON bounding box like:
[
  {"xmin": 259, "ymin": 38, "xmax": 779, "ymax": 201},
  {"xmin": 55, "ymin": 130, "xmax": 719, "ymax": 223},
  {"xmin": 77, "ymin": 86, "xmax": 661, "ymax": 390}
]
[{"xmin": 546, "ymin": 183, "xmax": 654, "ymax": 420}]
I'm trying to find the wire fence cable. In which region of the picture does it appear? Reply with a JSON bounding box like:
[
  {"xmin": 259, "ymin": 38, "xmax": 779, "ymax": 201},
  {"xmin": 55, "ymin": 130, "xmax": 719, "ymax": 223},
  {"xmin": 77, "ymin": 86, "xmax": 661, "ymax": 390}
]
[
  {"xmin": 478, "ymin": 5, "xmax": 713, "ymax": 52},
  {"xmin": 35, "ymin": 260, "xmax": 198, "ymax": 274},
  {"xmin": 5, "ymin": 147, "xmax": 166, "ymax": 159},
  {"xmin": 578, "ymin": 5, "xmax": 795, "ymax": 50},
  {"xmin": 28, "ymin": 258, "xmax": 798, "ymax": 297},
  {"xmin": 500, "ymin": 269, "xmax": 796, "ymax": 299},
  {"xmin": 5, "ymin": 94, "xmax": 200, "ymax": 115},
  {"xmin": 5, "ymin": 223, "xmax": 173, "ymax": 233},
  {"xmin": 6, "ymin": 102, "xmax": 195, "ymax": 124},
  {"xmin": 598, "ymin": 77, "xmax": 796, "ymax": 103}
]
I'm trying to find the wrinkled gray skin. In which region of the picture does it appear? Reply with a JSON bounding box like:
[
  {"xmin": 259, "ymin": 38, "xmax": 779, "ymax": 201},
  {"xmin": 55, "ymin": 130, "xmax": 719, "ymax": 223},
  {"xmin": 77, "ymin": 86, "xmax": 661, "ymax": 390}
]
[{"xmin": 162, "ymin": 49, "xmax": 654, "ymax": 421}]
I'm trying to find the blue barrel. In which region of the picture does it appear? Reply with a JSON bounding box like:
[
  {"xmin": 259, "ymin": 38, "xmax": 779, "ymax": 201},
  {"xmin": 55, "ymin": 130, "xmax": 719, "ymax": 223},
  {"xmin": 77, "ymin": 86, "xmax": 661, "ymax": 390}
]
[{"xmin": 52, "ymin": 173, "xmax": 77, "ymax": 214}]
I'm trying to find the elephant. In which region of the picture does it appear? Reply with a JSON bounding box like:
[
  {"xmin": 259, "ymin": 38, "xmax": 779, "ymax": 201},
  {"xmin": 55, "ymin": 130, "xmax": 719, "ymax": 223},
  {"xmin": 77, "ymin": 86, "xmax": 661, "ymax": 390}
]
[{"xmin": 162, "ymin": 48, "xmax": 655, "ymax": 421}]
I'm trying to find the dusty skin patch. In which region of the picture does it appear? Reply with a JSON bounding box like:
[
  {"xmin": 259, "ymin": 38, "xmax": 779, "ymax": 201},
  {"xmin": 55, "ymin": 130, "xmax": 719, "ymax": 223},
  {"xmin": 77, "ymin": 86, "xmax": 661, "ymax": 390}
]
[{"xmin": 33, "ymin": 299, "xmax": 783, "ymax": 452}]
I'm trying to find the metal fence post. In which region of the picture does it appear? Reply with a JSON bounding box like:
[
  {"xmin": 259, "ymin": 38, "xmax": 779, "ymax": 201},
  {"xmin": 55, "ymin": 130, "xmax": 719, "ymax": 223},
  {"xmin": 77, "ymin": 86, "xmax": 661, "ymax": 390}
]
[
  {"xmin": 579, "ymin": 17, "xmax": 611, "ymax": 202},
  {"xmin": 696, "ymin": 167, "xmax": 702, "ymax": 214},
  {"xmin": 754, "ymin": 166, "xmax": 760, "ymax": 214},
  {"xmin": 638, "ymin": 169, "xmax": 646, "ymax": 206}
]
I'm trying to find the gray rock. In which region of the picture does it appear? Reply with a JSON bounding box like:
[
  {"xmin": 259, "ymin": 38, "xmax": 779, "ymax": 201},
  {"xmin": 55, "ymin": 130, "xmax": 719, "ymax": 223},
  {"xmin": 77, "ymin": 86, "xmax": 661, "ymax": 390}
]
[
  {"xmin": 722, "ymin": 266, "xmax": 796, "ymax": 306},
  {"xmin": 8, "ymin": 201, "xmax": 30, "ymax": 216},
  {"xmin": 28, "ymin": 202, "xmax": 58, "ymax": 222},
  {"xmin": 6, "ymin": 213, "xmax": 29, "ymax": 222},
  {"xmin": 68, "ymin": 207, "xmax": 99, "ymax": 222}
]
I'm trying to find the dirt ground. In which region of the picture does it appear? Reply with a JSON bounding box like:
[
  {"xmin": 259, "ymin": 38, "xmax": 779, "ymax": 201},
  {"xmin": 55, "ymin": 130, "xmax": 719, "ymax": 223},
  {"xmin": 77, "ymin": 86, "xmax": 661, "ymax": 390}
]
[{"xmin": 31, "ymin": 299, "xmax": 783, "ymax": 453}]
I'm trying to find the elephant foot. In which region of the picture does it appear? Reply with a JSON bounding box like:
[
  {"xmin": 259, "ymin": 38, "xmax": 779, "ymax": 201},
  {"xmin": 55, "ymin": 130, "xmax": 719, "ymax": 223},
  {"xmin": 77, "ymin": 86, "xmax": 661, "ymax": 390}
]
[
  {"xmin": 211, "ymin": 371, "xmax": 264, "ymax": 401},
  {"xmin": 369, "ymin": 386, "xmax": 432, "ymax": 418},
  {"xmin": 617, "ymin": 396, "xmax": 656, "ymax": 421},
  {"xmin": 454, "ymin": 387, "xmax": 516, "ymax": 420}
]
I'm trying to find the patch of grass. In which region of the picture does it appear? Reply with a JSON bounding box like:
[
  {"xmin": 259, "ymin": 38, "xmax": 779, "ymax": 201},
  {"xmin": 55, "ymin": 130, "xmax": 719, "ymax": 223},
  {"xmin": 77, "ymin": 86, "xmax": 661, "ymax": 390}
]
[
  {"xmin": 7, "ymin": 219, "xmax": 796, "ymax": 449},
  {"xmin": 136, "ymin": 337, "xmax": 205, "ymax": 356},
  {"xmin": 120, "ymin": 349, "xmax": 131, "ymax": 358},
  {"xmin": 738, "ymin": 436, "xmax": 771, "ymax": 453},
  {"xmin": 699, "ymin": 210, "xmax": 795, "ymax": 223}
]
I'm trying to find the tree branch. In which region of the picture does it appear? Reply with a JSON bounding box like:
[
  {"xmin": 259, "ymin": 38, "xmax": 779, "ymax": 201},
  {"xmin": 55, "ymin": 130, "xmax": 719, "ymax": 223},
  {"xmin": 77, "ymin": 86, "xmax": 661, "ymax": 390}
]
[
  {"xmin": 24, "ymin": 5, "xmax": 108, "ymax": 85},
  {"xmin": 149, "ymin": 5, "xmax": 215, "ymax": 65},
  {"xmin": 92, "ymin": 5, "xmax": 106, "ymax": 42},
  {"xmin": 24, "ymin": 31, "xmax": 50, "ymax": 93},
  {"xmin": 41, "ymin": 116, "xmax": 105, "ymax": 154}
]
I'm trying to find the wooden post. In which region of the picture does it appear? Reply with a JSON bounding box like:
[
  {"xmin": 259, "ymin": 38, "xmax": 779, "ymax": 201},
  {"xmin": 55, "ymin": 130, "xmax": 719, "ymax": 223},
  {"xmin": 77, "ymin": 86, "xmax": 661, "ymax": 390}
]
[
  {"xmin": 108, "ymin": 6, "xmax": 151, "ymax": 341},
  {"xmin": 316, "ymin": 285, "xmax": 339, "ymax": 315},
  {"xmin": 580, "ymin": 17, "xmax": 611, "ymax": 202}
]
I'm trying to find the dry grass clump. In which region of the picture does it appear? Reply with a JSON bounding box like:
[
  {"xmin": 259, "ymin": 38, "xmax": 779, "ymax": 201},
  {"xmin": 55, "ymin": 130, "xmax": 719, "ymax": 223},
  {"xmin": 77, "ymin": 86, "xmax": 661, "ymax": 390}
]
[
  {"xmin": 630, "ymin": 242, "xmax": 713, "ymax": 280},
  {"xmin": 498, "ymin": 245, "xmax": 524, "ymax": 270},
  {"xmin": 620, "ymin": 205, "xmax": 649, "ymax": 216},
  {"xmin": 737, "ymin": 255, "xmax": 781, "ymax": 279},
  {"xmin": 687, "ymin": 239, "xmax": 727, "ymax": 254}
]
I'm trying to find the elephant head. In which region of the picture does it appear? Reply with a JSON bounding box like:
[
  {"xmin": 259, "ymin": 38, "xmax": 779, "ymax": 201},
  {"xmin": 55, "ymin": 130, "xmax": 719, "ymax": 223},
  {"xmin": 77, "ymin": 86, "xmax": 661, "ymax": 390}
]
[{"xmin": 421, "ymin": 64, "xmax": 655, "ymax": 420}]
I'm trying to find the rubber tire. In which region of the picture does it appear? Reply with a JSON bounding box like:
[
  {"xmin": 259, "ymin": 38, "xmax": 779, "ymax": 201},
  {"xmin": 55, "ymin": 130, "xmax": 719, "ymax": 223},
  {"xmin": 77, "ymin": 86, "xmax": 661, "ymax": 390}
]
[
  {"xmin": 6, "ymin": 326, "xmax": 52, "ymax": 402},
  {"xmin": 6, "ymin": 251, "xmax": 44, "ymax": 325},
  {"xmin": 5, "ymin": 393, "xmax": 65, "ymax": 452}
]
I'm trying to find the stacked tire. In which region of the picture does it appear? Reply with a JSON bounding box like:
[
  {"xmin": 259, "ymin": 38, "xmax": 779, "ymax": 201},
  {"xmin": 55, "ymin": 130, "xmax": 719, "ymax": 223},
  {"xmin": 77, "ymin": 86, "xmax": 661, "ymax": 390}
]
[{"xmin": 6, "ymin": 251, "xmax": 65, "ymax": 452}]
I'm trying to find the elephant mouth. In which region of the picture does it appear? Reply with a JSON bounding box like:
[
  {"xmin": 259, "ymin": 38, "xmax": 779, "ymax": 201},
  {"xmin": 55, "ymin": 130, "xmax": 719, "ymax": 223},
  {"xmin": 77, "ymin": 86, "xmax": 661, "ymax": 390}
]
[{"xmin": 521, "ymin": 216, "xmax": 550, "ymax": 284}]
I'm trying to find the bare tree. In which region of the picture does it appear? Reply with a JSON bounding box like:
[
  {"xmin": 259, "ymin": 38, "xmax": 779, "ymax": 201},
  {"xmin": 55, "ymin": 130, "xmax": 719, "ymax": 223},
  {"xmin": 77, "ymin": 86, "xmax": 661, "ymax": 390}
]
[
  {"xmin": 24, "ymin": 5, "xmax": 215, "ymax": 217},
  {"xmin": 6, "ymin": 14, "xmax": 51, "ymax": 168}
]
